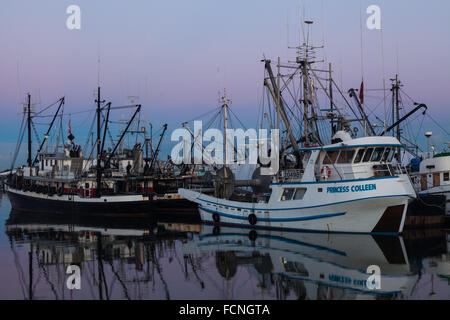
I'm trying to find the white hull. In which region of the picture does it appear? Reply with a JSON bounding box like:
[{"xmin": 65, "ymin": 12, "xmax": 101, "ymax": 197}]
[
  {"xmin": 196, "ymin": 196, "xmax": 409, "ymax": 234},
  {"xmin": 180, "ymin": 175, "xmax": 416, "ymax": 234}
]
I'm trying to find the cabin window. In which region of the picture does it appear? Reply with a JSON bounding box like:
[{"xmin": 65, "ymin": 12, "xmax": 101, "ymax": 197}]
[
  {"xmin": 382, "ymin": 148, "xmax": 392, "ymax": 162},
  {"xmin": 354, "ymin": 148, "xmax": 365, "ymax": 163},
  {"xmin": 281, "ymin": 188, "xmax": 295, "ymax": 201},
  {"xmin": 336, "ymin": 149, "xmax": 355, "ymax": 164},
  {"xmin": 323, "ymin": 150, "xmax": 339, "ymax": 164},
  {"xmin": 363, "ymin": 148, "xmax": 374, "ymax": 162},
  {"xmin": 444, "ymin": 172, "xmax": 449, "ymax": 182},
  {"xmin": 371, "ymin": 148, "xmax": 385, "ymax": 162},
  {"xmin": 293, "ymin": 188, "xmax": 307, "ymax": 200}
]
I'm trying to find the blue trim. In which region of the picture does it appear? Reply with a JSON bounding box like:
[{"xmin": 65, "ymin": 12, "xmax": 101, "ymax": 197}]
[
  {"xmin": 197, "ymin": 193, "xmax": 409, "ymax": 212},
  {"xmin": 300, "ymin": 143, "xmax": 402, "ymax": 151},
  {"xmin": 279, "ymin": 273, "xmax": 402, "ymax": 296},
  {"xmin": 200, "ymin": 205, "xmax": 346, "ymax": 222},
  {"xmin": 200, "ymin": 232, "xmax": 347, "ymax": 256},
  {"xmin": 201, "ymin": 221, "xmax": 399, "ymax": 236},
  {"xmin": 271, "ymin": 175, "xmax": 399, "ymax": 186}
]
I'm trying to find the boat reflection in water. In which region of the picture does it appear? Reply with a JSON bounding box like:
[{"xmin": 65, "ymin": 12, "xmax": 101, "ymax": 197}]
[
  {"xmin": 5, "ymin": 210, "xmax": 202, "ymax": 300},
  {"xmin": 4, "ymin": 209, "xmax": 449, "ymax": 300},
  {"xmin": 182, "ymin": 226, "xmax": 449, "ymax": 300}
]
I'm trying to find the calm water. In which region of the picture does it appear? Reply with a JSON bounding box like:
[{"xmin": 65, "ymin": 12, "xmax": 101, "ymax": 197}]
[{"xmin": 0, "ymin": 192, "xmax": 448, "ymax": 300}]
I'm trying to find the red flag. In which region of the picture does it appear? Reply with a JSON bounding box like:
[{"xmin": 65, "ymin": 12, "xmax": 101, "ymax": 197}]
[
  {"xmin": 68, "ymin": 120, "xmax": 71, "ymax": 134},
  {"xmin": 359, "ymin": 81, "xmax": 364, "ymax": 105}
]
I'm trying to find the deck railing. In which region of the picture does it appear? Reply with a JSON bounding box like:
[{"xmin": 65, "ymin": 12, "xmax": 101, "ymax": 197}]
[{"xmin": 279, "ymin": 162, "xmax": 409, "ymax": 183}]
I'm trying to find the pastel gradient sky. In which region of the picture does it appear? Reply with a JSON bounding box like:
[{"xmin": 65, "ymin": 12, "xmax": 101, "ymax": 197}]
[{"xmin": 0, "ymin": 0, "xmax": 449, "ymax": 168}]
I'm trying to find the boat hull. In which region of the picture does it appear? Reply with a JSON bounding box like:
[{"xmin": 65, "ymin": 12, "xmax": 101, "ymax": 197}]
[
  {"xmin": 6, "ymin": 187, "xmax": 197, "ymax": 217},
  {"xmin": 179, "ymin": 175, "xmax": 416, "ymax": 234},
  {"xmin": 196, "ymin": 196, "xmax": 409, "ymax": 234}
]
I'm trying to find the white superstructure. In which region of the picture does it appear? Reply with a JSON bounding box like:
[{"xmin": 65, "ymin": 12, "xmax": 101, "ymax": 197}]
[{"xmin": 410, "ymin": 152, "xmax": 450, "ymax": 215}]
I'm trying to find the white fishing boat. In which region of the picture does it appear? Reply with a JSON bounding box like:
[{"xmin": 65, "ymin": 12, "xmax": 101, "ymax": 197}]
[
  {"xmin": 180, "ymin": 131, "xmax": 417, "ymax": 234},
  {"xmin": 409, "ymin": 136, "xmax": 450, "ymax": 216},
  {"xmin": 178, "ymin": 21, "xmax": 423, "ymax": 234}
]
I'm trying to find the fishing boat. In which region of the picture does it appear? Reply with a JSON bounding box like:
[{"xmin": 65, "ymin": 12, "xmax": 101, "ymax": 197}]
[
  {"xmin": 409, "ymin": 136, "xmax": 450, "ymax": 218},
  {"xmin": 180, "ymin": 131, "xmax": 416, "ymax": 234},
  {"xmin": 179, "ymin": 22, "xmax": 417, "ymax": 234},
  {"xmin": 5, "ymin": 88, "xmax": 209, "ymax": 216}
]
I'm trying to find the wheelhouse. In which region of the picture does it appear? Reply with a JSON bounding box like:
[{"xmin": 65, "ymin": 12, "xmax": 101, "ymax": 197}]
[{"xmin": 278, "ymin": 133, "xmax": 407, "ymax": 183}]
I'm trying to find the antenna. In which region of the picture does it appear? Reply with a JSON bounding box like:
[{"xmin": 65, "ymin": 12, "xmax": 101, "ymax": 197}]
[
  {"xmin": 128, "ymin": 95, "xmax": 139, "ymax": 105},
  {"xmin": 97, "ymin": 41, "xmax": 101, "ymax": 87},
  {"xmin": 425, "ymin": 131, "xmax": 432, "ymax": 159},
  {"xmin": 321, "ymin": 0, "xmax": 327, "ymax": 65},
  {"xmin": 216, "ymin": 66, "xmax": 221, "ymax": 104}
]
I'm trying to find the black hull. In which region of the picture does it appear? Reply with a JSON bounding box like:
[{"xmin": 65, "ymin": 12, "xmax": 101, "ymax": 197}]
[
  {"xmin": 405, "ymin": 194, "xmax": 446, "ymax": 228},
  {"xmin": 7, "ymin": 190, "xmax": 198, "ymax": 217}
]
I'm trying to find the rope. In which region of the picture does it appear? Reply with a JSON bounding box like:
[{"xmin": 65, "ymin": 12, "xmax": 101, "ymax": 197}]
[
  {"xmin": 31, "ymin": 120, "xmax": 41, "ymax": 146},
  {"xmin": 427, "ymin": 114, "xmax": 450, "ymax": 136},
  {"xmin": 10, "ymin": 114, "xmax": 26, "ymax": 170},
  {"xmin": 34, "ymin": 97, "xmax": 63, "ymax": 116}
]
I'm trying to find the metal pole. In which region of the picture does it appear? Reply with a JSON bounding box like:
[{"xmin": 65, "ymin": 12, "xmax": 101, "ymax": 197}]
[
  {"xmin": 329, "ymin": 63, "xmax": 334, "ymax": 136},
  {"xmin": 27, "ymin": 94, "xmax": 32, "ymax": 170}
]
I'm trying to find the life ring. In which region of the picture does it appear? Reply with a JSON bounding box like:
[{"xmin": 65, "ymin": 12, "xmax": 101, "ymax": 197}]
[
  {"xmin": 321, "ymin": 166, "xmax": 331, "ymax": 178},
  {"xmin": 248, "ymin": 213, "xmax": 257, "ymax": 226},
  {"xmin": 57, "ymin": 187, "xmax": 64, "ymax": 196}
]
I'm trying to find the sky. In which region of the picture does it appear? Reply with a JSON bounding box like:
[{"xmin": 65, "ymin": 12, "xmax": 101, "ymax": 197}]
[{"xmin": 0, "ymin": 0, "xmax": 449, "ymax": 169}]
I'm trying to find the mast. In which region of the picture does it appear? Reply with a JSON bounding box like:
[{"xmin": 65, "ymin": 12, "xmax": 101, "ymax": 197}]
[
  {"xmin": 149, "ymin": 124, "xmax": 168, "ymax": 174},
  {"xmin": 329, "ymin": 63, "xmax": 334, "ymax": 136},
  {"xmin": 32, "ymin": 97, "xmax": 65, "ymax": 165},
  {"xmin": 390, "ymin": 75, "xmax": 402, "ymax": 161},
  {"xmin": 395, "ymin": 75, "xmax": 401, "ymax": 144},
  {"xmin": 263, "ymin": 60, "xmax": 301, "ymax": 157},
  {"xmin": 95, "ymin": 87, "xmax": 105, "ymax": 197},
  {"xmin": 277, "ymin": 57, "xmax": 281, "ymax": 143},
  {"xmin": 222, "ymin": 89, "xmax": 229, "ymax": 177},
  {"xmin": 301, "ymin": 56, "xmax": 309, "ymax": 145},
  {"xmin": 27, "ymin": 93, "xmax": 32, "ymax": 171}
]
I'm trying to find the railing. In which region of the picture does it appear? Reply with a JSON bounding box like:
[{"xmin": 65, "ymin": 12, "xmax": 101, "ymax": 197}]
[
  {"xmin": 280, "ymin": 163, "xmax": 408, "ymax": 183},
  {"xmin": 394, "ymin": 164, "xmax": 409, "ymax": 175}
]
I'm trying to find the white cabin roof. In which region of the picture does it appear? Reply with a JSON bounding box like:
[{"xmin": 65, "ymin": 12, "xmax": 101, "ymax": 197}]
[
  {"xmin": 301, "ymin": 134, "xmax": 402, "ymax": 151},
  {"xmin": 419, "ymin": 154, "xmax": 450, "ymax": 172}
]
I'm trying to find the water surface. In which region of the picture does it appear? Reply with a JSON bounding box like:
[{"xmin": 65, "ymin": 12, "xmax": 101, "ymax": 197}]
[{"xmin": 0, "ymin": 193, "xmax": 448, "ymax": 300}]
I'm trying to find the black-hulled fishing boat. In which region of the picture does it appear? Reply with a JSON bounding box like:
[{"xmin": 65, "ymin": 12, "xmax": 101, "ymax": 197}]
[{"xmin": 5, "ymin": 88, "xmax": 211, "ymax": 216}]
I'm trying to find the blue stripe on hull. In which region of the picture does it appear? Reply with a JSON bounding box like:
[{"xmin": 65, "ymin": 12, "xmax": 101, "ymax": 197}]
[
  {"xmin": 197, "ymin": 194, "xmax": 410, "ymax": 211},
  {"xmin": 271, "ymin": 175, "xmax": 399, "ymax": 185},
  {"xmin": 200, "ymin": 206, "xmax": 346, "ymax": 222},
  {"xmin": 201, "ymin": 221, "xmax": 399, "ymax": 236}
]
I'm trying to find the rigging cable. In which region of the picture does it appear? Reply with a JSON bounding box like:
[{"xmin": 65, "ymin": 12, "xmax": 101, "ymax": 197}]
[{"xmin": 10, "ymin": 113, "xmax": 26, "ymax": 170}]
